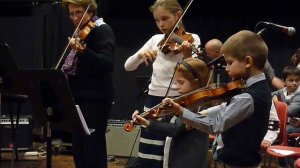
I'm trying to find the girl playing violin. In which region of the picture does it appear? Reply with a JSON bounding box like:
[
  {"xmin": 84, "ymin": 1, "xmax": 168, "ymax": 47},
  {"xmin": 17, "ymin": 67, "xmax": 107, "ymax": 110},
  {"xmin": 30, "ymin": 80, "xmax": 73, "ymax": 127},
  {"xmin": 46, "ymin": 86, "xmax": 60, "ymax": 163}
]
[
  {"xmin": 61, "ymin": 0, "xmax": 115, "ymax": 168},
  {"xmin": 124, "ymin": 0, "xmax": 200, "ymax": 167},
  {"xmin": 132, "ymin": 58, "xmax": 209, "ymax": 168}
]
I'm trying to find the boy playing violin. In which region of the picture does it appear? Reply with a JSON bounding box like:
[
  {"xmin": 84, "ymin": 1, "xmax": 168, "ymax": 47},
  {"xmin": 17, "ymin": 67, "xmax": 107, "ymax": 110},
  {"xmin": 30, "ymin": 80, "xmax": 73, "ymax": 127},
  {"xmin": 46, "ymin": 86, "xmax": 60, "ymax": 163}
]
[
  {"xmin": 162, "ymin": 30, "xmax": 272, "ymax": 167},
  {"xmin": 132, "ymin": 58, "xmax": 209, "ymax": 168}
]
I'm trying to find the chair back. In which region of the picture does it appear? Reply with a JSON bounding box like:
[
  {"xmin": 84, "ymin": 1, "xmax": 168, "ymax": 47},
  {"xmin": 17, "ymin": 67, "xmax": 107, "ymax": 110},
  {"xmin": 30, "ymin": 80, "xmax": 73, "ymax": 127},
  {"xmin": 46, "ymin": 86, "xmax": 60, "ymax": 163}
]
[
  {"xmin": 295, "ymin": 157, "xmax": 300, "ymax": 168},
  {"xmin": 274, "ymin": 101, "xmax": 288, "ymax": 146},
  {"xmin": 0, "ymin": 43, "xmax": 18, "ymax": 76}
]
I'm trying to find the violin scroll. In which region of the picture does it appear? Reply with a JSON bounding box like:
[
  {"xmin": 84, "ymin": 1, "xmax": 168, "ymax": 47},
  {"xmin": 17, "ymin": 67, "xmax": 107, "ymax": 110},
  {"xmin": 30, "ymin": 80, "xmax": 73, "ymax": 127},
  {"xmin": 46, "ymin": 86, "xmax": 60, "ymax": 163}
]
[
  {"xmin": 123, "ymin": 121, "xmax": 134, "ymax": 132},
  {"xmin": 123, "ymin": 106, "xmax": 172, "ymax": 132}
]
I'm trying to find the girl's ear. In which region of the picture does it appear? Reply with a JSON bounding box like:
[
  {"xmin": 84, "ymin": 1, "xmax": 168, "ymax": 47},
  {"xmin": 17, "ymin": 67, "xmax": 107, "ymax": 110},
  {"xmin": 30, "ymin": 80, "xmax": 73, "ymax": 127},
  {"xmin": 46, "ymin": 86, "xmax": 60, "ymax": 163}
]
[
  {"xmin": 175, "ymin": 11, "xmax": 182, "ymax": 19},
  {"xmin": 193, "ymin": 78, "xmax": 199, "ymax": 87}
]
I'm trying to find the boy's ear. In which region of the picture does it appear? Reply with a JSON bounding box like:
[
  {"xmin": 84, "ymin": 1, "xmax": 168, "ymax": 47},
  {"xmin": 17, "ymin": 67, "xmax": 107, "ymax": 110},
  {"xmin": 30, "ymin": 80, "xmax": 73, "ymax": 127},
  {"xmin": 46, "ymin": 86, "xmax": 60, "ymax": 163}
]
[
  {"xmin": 244, "ymin": 55, "xmax": 253, "ymax": 68},
  {"xmin": 282, "ymin": 79, "xmax": 286, "ymax": 86}
]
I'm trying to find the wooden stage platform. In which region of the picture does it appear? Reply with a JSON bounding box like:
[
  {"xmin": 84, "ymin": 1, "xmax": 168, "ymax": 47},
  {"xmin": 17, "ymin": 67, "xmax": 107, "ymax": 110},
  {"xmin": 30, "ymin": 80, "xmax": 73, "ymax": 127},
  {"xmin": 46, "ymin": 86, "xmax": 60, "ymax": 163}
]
[
  {"xmin": 0, "ymin": 141, "xmax": 280, "ymax": 168},
  {"xmin": 0, "ymin": 151, "xmax": 281, "ymax": 168},
  {"xmin": 0, "ymin": 152, "xmax": 127, "ymax": 168}
]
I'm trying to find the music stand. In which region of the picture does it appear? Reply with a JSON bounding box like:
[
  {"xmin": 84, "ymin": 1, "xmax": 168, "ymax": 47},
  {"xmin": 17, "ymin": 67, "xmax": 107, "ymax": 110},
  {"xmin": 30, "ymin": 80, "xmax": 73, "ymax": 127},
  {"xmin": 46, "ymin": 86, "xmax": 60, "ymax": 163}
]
[{"xmin": 15, "ymin": 69, "xmax": 93, "ymax": 168}]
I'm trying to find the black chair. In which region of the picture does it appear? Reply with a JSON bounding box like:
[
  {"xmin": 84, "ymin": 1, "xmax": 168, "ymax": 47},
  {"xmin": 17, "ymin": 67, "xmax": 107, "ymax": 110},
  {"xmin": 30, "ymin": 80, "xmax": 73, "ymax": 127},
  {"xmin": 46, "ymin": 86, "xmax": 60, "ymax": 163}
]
[{"xmin": 0, "ymin": 42, "xmax": 28, "ymax": 167}]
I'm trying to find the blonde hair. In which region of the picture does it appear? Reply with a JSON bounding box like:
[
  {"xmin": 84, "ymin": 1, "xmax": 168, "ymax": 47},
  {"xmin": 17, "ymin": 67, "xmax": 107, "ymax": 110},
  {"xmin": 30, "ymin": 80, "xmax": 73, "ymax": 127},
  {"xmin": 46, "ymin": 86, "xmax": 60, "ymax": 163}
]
[
  {"xmin": 62, "ymin": 0, "xmax": 97, "ymax": 16},
  {"xmin": 176, "ymin": 58, "xmax": 209, "ymax": 88},
  {"xmin": 149, "ymin": 0, "xmax": 184, "ymax": 29},
  {"xmin": 221, "ymin": 30, "xmax": 268, "ymax": 70},
  {"xmin": 291, "ymin": 48, "xmax": 300, "ymax": 66}
]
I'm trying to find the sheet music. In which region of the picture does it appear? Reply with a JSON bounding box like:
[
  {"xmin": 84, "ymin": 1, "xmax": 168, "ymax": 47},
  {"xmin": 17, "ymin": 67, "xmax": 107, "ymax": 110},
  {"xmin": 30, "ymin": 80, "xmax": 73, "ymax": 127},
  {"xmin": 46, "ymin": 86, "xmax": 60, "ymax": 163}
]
[
  {"xmin": 270, "ymin": 149, "xmax": 295, "ymax": 156},
  {"xmin": 75, "ymin": 105, "xmax": 95, "ymax": 135}
]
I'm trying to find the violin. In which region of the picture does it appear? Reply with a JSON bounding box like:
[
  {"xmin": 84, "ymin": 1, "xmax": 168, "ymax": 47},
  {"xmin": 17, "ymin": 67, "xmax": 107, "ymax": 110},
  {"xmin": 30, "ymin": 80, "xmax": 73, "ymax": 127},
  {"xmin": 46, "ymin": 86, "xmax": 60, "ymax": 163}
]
[
  {"xmin": 178, "ymin": 80, "xmax": 246, "ymax": 107},
  {"xmin": 123, "ymin": 80, "xmax": 246, "ymax": 132},
  {"xmin": 77, "ymin": 20, "xmax": 95, "ymax": 41},
  {"xmin": 157, "ymin": 27, "xmax": 195, "ymax": 55},
  {"xmin": 155, "ymin": 0, "xmax": 201, "ymax": 56},
  {"xmin": 54, "ymin": 3, "xmax": 93, "ymax": 69}
]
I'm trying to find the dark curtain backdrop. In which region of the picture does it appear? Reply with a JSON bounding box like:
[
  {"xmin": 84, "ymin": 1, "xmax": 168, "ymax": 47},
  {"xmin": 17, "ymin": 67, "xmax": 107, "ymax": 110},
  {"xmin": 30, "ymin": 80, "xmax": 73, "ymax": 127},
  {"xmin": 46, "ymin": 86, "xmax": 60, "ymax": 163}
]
[{"xmin": 0, "ymin": 0, "xmax": 299, "ymax": 120}]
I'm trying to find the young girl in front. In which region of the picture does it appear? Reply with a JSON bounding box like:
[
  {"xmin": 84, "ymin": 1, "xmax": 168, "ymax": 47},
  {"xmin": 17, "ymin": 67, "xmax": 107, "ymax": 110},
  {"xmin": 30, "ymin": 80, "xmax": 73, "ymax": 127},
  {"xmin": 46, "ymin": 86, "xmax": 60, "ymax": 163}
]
[
  {"xmin": 132, "ymin": 58, "xmax": 209, "ymax": 168},
  {"xmin": 124, "ymin": 0, "xmax": 200, "ymax": 167}
]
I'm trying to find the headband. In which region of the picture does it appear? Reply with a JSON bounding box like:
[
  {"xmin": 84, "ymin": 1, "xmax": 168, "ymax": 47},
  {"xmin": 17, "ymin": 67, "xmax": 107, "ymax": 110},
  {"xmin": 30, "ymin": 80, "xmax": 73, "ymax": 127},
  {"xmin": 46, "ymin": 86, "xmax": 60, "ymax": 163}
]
[{"xmin": 178, "ymin": 60, "xmax": 197, "ymax": 79}]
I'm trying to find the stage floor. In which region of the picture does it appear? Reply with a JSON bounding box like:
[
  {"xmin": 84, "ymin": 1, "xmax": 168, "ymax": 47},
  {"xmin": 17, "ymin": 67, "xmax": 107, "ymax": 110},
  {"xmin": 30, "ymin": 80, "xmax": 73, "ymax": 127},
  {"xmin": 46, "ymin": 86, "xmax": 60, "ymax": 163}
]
[
  {"xmin": 0, "ymin": 143, "xmax": 280, "ymax": 168},
  {"xmin": 0, "ymin": 152, "xmax": 127, "ymax": 168}
]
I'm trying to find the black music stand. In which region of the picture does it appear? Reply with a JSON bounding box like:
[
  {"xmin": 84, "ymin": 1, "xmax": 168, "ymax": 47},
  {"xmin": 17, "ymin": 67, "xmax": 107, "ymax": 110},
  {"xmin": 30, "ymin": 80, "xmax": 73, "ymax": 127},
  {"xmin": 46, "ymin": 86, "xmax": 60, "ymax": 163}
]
[{"xmin": 15, "ymin": 69, "xmax": 93, "ymax": 168}]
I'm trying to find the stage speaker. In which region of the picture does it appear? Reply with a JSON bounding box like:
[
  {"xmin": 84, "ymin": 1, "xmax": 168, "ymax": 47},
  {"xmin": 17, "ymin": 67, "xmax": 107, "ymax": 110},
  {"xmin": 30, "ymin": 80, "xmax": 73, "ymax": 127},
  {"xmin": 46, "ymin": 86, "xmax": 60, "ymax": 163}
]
[
  {"xmin": 106, "ymin": 120, "xmax": 140, "ymax": 157},
  {"xmin": 0, "ymin": 115, "xmax": 32, "ymax": 151}
]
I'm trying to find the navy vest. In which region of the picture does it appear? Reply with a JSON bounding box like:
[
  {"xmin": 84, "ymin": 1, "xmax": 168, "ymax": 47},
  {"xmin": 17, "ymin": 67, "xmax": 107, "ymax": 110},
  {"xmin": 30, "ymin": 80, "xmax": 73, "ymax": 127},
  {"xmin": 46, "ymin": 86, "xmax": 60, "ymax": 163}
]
[{"xmin": 220, "ymin": 80, "xmax": 271, "ymax": 166}]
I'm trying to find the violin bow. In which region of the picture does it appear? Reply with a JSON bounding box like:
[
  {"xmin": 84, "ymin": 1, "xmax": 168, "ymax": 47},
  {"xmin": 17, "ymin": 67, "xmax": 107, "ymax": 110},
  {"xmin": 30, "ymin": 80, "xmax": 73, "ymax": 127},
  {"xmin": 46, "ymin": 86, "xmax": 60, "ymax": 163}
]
[
  {"xmin": 158, "ymin": 0, "xmax": 194, "ymax": 52},
  {"xmin": 54, "ymin": 3, "xmax": 91, "ymax": 69},
  {"xmin": 163, "ymin": 0, "xmax": 194, "ymax": 97},
  {"xmin": 206, "ymin": 69, "xmax": 214, "ymax": 87}
]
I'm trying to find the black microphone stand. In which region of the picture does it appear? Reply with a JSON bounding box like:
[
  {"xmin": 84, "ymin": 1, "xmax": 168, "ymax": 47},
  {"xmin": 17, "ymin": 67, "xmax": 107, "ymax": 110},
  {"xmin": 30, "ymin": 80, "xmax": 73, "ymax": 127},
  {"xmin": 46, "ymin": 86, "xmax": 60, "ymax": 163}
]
[
  {"xmin": 257, "ymin": 28, "xmax": 266, "ymax": 36},
  {"xmin": 207, "ymin": 55, "xmax": 225, "ymax": 87},
  {"xmin": 215, "ymin": 61, "xmax": 223, "ymax": 87}
]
